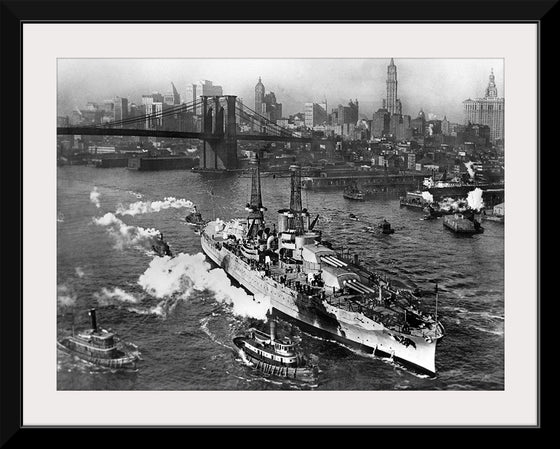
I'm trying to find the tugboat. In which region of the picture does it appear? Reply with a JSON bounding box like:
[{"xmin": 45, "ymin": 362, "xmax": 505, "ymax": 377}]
[
  {"xmin": 377, "ymin": 219, "xmax": 395, "ymax": 234},
  {"xmin": 363, "ymin": 219, "xmax": 395, "ymax": 235},
  {"xmin": 185, "ymin": 205, "xmax": 204, "ymax": 225},
  {"xmin": 152, "ymin": 233, "xmax": 173, "ymax": 257},
  {"xmin": 343, "ymin": 182, "xmax": 365, "ymax": 201},
  {"xmin": 233, "ymin": 320, "xmax": 318, "ymax": 382},
  {"xmin": 443, "ymin": 210, "xmax": 484, "ymax": 234},
  {"xmin": 57, "ymin": 308, "xmax": 139, "ymax": 369}
]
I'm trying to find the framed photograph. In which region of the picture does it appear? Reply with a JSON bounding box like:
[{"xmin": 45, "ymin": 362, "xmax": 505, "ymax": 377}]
[{"xmin": 3, "ymin": 0, "xmax": 548, "ymax": 436}]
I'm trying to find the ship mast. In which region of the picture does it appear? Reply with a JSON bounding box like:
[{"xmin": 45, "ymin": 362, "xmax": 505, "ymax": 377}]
[
  {"xmin": 246, "ymin": 152, "xmax": 266, "ymax": 238},
  {"xmin": 288, "ymin": 164, "xmax": 305, "ymax": 235}
]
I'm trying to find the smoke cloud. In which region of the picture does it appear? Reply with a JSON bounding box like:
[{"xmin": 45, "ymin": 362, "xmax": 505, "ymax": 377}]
[
  {"xmin": 116, "ymin": 197, "xmax": 194, "ymax": 216},
  {"xmin": 438, "ymin": 197, "xmax": 468, "ymax": 212},
  {"xmin": 93, "ymin": 212, "xmax": 162, "ymax": 251},
  {"xmin": 93, "ymin": 287, "xmax": 142, "ymax": 306},
  {"xmin": 138, "ymin": 252, "xmax": 271, "ymax": 320},
  {"xmin": 421, "ymin": 191, "xmax": 434, "ymax": 204},
  {"xmin": 57, "ymin": 284, "xmax": 77, "ymax": 307},
  {"xmin": 467, "ymin": 188, "xmax": 485, "ymax": 211},
  {"xmin": 423, "ymin": 177, "xmax": 434, "ymax": 188},
  {"xmin": 464, "ymin": 161, "xmax": 475, "ymax": 179},
  {"xmin": 90, "ymin": 187, "xmax": 101, "ymax": 208},
  {"xmin": 75, "ymin": 267, "xmax": 85, "ymax": 278}
]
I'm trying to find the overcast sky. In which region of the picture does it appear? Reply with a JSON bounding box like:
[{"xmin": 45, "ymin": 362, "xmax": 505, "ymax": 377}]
[{"xmin": 57, "ymin": 58, "xmax": 503, "ymax": 123}]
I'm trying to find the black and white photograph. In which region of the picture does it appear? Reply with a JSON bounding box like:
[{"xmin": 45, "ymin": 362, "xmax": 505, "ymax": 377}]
[
  {"xmin": 55, "ymin": 57, "xmax": 505, "ymax": 390},
  {"xmin": 16, "ymin": 19, "xmax": 540, "ymax": 428}
]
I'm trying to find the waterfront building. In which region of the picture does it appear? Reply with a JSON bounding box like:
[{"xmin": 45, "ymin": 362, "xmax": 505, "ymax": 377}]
[{"xmin": 463, "ymin": 69, "xmax": 504, "ymax": 143}]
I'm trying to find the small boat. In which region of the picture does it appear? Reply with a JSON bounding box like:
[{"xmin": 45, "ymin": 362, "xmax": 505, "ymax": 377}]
[
  {"xmin": 343, "ymin": 182, "xmax": 365, "ymax": 201},
  {"xmin": 443, "ymin": 211, "xmax": 484, "ymax": 234},
  {"xmin": 364, "ymin": 219, "xmax": 395, "ymax": 234},
  {"xmin": 378, "ymin": 219, "xmax": 395, "ymax": 234},
  {"xmin": 57, "ymin": 308, "xmax": 139, "ymax": 369},
  {"xmin": 348, "ymin": 213, "xmax": 359, "ymax": 221},
  {"xmin": 233, "ymin": 321, "xmax": 318, "ymax": 382},
  {"xmin": 185, "ymin": 206, "xmax": 204, "ymax": 225},
  {"xmin": 152, "ymin": 233, "xmax": 173, "ymax": 257}
]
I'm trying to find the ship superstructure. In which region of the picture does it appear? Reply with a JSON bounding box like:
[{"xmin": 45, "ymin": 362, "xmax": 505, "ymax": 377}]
[{"xmin": 201, "ymin": 158, "xmax": 445, "ymax": 375}]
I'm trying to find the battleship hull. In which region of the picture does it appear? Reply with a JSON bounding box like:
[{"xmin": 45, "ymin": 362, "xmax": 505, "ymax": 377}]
[{"xmin": 202, "ymin": 230, "xmax": 440, "ymax": 376}]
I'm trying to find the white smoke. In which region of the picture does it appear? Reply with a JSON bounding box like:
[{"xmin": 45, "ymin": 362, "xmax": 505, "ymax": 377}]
[
  {"xmin": 428, "ymin": 123, "xmax": 433, "ymax": 136},
  {"xmin": 75, "ymin": 267, "xmax": 85, "ymax": 278},
  {"xmin": 138, "ymin": 252, "xmax": 271, "ymax": 320},
  {"xmin": 93, "ymin": 212, "xmax": 161, "ymax": 251},
  {"xmin": 438, "ymin": 197, "xmax": 468, "ymax": 212},
  {"xmin": 116, "ymin": 197, "xmax": 194, "ymax": 216},
  {"xmin": 57, "ymin": 284, "xmax": 77, "ymax": 307},
  {"xmin": 423, "ymin": 177, "xmax": 434, "ymax": 188},
  {"xmin": 467, "ymin": 188, "xmax": 485, "ymax": 211},
  {"xmin": 464, "ymin": 161, "xmax": 475, "ymax": 179},
  {"xmin": 90, "ymin": 187, "xmax": 101, "ymax": 208},
  {"xmin": 93, "ymin": 287, "xmax": 142, "ymax": 306},
  {"xmin": 421, "ymin": 191, "xmax": 434, "ymax": 204},
  {"xmin": 127, "ymin": 190, "xmax": 143, "ymax": 199}
]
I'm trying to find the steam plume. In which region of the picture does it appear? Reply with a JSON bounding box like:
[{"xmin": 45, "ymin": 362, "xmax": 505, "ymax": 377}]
[
  {"xmin": 138, "ymin": 252, "xmax": 271, "ymax": 320},
  {"xmin": 90, "ymin": 187, "xmax": 101, "ymax": 208},
  {"xmin": 93, "ymin": 287, "xmax": 141, "ymax": 306},
  {"xmin": 467, "ymin": 188, "xmax": 485, "ymax": 211},
  {"xmin": 116, "ymin": 197, "xmax": 194, "ymax": 216},
  {"xmin": 93, "ymin": 212, "xmax": 162, "ymax": 251},
  {"xmin": 421, "ymin": 191, "xmax": 434, "ymax": 204},
  {"xmin": 464, "ymin": 161, "xmax": 475, "ymax": 179},
  {"xmin": 57, "ymin": 284, "xmax": 77, "ymax": 307}
]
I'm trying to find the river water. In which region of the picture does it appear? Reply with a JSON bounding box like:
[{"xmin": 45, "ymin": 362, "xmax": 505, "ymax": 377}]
[{"xmin": 56, "ymin": 166, "xmax": 504, "ymax": 391}]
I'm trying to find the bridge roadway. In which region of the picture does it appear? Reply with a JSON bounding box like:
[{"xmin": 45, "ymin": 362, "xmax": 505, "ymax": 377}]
[{"xmin": 57, "ymin": 127, "xmax": 314, "ymax": 143}]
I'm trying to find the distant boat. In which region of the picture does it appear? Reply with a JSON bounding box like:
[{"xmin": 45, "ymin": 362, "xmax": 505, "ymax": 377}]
[
  {"xmin": 343, "ymin": 182, "xmax": 365, "ymax": 201},
  {"xmin": 363, "ymin": 219, "xmax": 395, "ymax": 235},
  {"xmin": 233, "ymin": 320, "xmax": 318, "ymax": 382},
  {"xmin": 152, "ymin": 233, "xmax": 173, "ymax": 257},
  {"xmin": 399, "ymin": 191, "xmax": 427, "ymax": 210},
  {"xmin": 57, "ymin": 308, "xmax": 139, "ymax": 369},
  {"xmin": 443, "ymin": 211, "xmax": 484, "ymax": 234},
  {"xmin": 185, "ymin": 205, "xmax": 205, "ymax": 226}
]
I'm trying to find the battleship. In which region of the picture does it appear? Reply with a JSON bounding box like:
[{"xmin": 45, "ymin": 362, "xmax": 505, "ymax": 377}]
[{"xmin": 201, "ymin": 157, "xmax": 445, "ymax": 376}]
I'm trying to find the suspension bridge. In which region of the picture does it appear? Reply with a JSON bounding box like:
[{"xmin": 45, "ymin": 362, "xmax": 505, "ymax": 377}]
[{"xmin": 57, "ymin": 95, "xmax": 334, "ymax": 170}]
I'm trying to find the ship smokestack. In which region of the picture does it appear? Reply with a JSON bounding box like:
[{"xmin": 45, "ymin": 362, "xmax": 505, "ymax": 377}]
[
  {"xmin": 88, "ymin": 308, "xmax": 98, "ymax": 332},
  {"xmin": 269, "ymin": 320, "xmax": 276, "ymax": 343}
]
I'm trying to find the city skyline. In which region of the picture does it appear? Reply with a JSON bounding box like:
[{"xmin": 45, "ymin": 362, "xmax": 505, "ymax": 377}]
[{"xmin": 58, "ymin": 58, "xmax": 503, "ymax": 123}]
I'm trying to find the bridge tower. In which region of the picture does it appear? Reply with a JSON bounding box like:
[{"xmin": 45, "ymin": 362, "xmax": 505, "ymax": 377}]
[{"xmin": 200, "ymin": 95, "xmax": 238, "ymax": 170}]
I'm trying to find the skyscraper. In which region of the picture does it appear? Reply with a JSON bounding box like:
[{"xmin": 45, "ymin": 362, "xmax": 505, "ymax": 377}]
[
  {"xmin": 254, "ymin": 77, "xmax": 282, "ymax": 123},
  {"xmin": 382, "ymin": 58, "xmax": 402, "ymax": 115},
  {"xmin": 186, "ymin": 80, "xmax": 223, "ymax": 114},
  {"xmin": 113, "ymin": 96, "xmax": 128, "ymax": 126},
  {"xmin": 304, "ymin": 102, "xmax": 328, "ymax": 128},
  {"xmin": 254, "ymin": 77, "xmax": 265, "ymax": 115},
  {"xmin": 463, "ymin": 69, "xmax": 504, "ymax": 144}
]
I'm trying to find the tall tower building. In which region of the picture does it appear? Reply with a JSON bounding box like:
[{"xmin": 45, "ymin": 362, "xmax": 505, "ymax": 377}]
[
  {"xmin": 463, "ymin": 69, "xmax": 504, "ymax": 143},
  {"xmin": 255, "ymin": 77, "xmax": 265, "ymax": 115},
  {"xmin": 382, "ymin": 58, "xmax": 402, "ymax": 115}
]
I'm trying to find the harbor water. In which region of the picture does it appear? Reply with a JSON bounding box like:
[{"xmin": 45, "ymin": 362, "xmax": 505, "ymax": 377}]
[{"xmin": 57, "ymin": 166, "xmax": 504, "ymax": 391}]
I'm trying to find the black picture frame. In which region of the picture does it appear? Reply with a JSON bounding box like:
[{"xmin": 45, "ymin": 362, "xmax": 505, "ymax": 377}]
[{"xmin": 2, "ymin": 0, "xmax": 550, "ymax": 441}]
